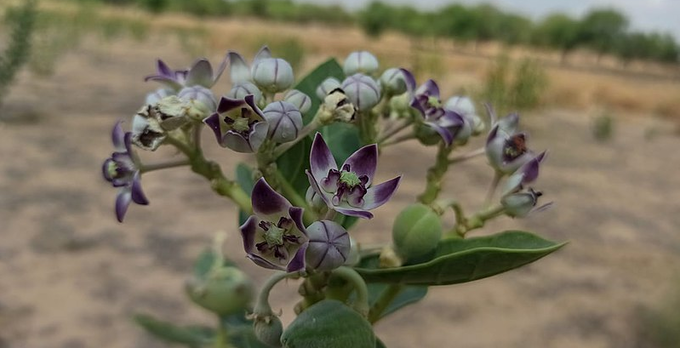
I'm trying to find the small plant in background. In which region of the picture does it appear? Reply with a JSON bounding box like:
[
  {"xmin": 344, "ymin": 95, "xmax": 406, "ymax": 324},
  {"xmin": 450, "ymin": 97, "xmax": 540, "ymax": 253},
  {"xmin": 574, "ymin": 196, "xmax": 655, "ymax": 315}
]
[
  {"xmin": 634, "ymin": 281, "xmax": 680, "ymax": 347},
  {"xmin": 101, "ymin": 45, "xmax": 564, "ymax": 347},
  {"xmin": 592, "ymin": 109, "xmax": 615, "ymax": 142},
  {"xmin": 481, "ymin": 54, "xmax": 548, "ymax": 117},
  {"xmin": 0, "ymin": 0, "xmax": 37, "ymax": 111}
]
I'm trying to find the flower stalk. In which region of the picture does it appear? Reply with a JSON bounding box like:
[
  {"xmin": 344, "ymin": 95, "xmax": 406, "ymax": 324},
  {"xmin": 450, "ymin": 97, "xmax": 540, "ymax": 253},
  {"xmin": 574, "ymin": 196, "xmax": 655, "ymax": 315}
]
[
  {"xmin": 331, "ymin": 266, "xmax": 369, "ymax": 317},
  {"xmin": 368, "ymin": 284, "xmax": 404, "ymax": 324},
  {"xmin": 418, "ymin": 142, "xmax": 454, "ymax": 204}
]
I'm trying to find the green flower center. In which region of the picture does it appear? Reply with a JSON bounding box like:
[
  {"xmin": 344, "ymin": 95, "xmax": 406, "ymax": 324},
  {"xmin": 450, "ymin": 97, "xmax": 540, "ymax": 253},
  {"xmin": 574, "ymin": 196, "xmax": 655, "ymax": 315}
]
[
  {"xmin": 427, "ymin": 96, "xmax": 441, "ymax": 108},
  {"xmin": 107, "ymin": 161, "xmax": 119, "ymax": 178},
  {"xmin": 263, "ymin": 225, "xmax": 286, "ymax": 246},
  {"xmin": 232, "ymin": 117, "xmax": 251, "ymax": 132},
  {"xmin": 339, "ymin": 171, "xmax": 361, "ymax": 188}
]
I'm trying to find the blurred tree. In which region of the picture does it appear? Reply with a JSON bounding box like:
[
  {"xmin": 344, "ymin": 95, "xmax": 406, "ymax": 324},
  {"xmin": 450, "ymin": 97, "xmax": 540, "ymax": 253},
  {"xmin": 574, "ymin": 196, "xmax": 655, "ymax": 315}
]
[
  {"xmin": 359, "ymin": 1, "xmax": 393, "ymax": 38},
  {"xmin": 533, "ymin": 14, "xmax": 581, "ymax": 64},
  {"xmin": 578, "ymin": 8, "xmax": 629, "ymax": 63}
]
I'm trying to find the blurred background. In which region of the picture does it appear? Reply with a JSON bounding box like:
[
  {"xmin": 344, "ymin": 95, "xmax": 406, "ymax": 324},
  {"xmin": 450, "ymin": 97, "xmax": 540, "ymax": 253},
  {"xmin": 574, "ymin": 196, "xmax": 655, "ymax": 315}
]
[{"xmin": 1, "ymin": 0, "xmax": 679, "ymax": 347}]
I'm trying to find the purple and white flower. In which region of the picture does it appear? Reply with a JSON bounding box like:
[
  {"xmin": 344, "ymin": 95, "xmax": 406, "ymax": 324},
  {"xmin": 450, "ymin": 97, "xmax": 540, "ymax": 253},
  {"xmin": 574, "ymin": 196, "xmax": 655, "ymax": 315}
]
[
  {"xmin": 400, "ymin": 69, "xmax": 465, "ymax": 146},
  {"xmin": 204, "ymin": 95, "xmax": 269, "ymax": 153},
  {"xmin": 145, "ymin": 56, "xmax": 228, "ymax": 91},
  {"xmin": 306, "ymin": 133, "xmax": 401, "ymax": 219},
  {"xmin": 501, "ymin": 152, "xmax": 552, "ymax": 218},
  {"xmin": 485, "ymin": 113, "xmax": 538, "ymax": 175},
  {"xmin": 102, "ymin": 122, "xmax": 149, "ymax": 222},
  {"xmin": 240, "ymin": 179, "xmax": 309, "ymax": 272}
]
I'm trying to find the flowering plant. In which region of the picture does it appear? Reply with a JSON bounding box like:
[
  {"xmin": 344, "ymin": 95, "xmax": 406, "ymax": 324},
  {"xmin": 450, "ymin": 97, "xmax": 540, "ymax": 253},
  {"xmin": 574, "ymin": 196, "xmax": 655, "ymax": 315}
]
[{"xmin": 104, "ymin": 48, "xmax": 565, "ymax": 348}]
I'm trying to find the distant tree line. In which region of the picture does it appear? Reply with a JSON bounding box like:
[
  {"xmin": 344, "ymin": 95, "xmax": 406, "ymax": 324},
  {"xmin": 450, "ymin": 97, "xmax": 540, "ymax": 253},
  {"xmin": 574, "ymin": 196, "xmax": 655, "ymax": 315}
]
[{"xmin": 71, "ymin": 0, "xmax": 679, "ymax": 65}]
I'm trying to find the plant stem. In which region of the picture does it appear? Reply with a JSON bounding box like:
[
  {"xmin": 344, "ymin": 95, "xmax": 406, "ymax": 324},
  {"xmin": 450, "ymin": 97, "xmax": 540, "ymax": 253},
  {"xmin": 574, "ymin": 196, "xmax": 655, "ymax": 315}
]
[
  {"xmin": 253, "ymin": 272, "xmax": 297, "ymax": 316},
  {"xmin": 448, "ymin": 147, "xmax": 485, "ymax": 165},
  {"xmin": 214, "ymin": 316, "xmax": 233, "ymax": 348},
  {"xmin": 272, "ymin": 169, "xmax": 318, "ymax": 224},
  {"xmin": 377, "ymin": 119, "xmax": 412, "ymax": 144},
  {"xmin": 140, "ymin": 159, "xmax": 190, "ymax": 173},
  {"xmin": 380, "ymin": 132, "xmax": 415, "ymax": 147},
  {"xmin": 331, "ymin": 266, "xmax": 370, "ymax": 317},
  {"xmin": 447, "ymin": 204, "xmax": 505, "ymax": 238},
  {"xmin": 484, "ymin": 171, "xmax": 503, "ymax": 207},
  {"xmin": 418, "ymin": 142, "xmax": 454, "ymax": 204},
  {"xmin": 368, "ymin": 284, "xmax": 404, "ymax": 324}
]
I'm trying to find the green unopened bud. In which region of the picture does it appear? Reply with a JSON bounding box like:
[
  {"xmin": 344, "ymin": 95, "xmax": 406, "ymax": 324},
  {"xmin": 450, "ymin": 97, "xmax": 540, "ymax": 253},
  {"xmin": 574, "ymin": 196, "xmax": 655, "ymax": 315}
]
[
  {"xmin": 254, "ymin": 315, "xmax": 283, "ymax": 347},
  {"xmin": 392, "ymin": 203, "xmax": 442, "ymax": 261},
  {"xmin": 280, "ymin": 300, "xmax": 375, "ymax": 348},
  {"xmin": 185, "ymin": 266, "xmax": 254, "ymax": 316},
  {"xmin": 252, "ymin": 58, "xmax": 294, "ymax": 93},
  {"xmin": 380, "ymin": 68, "xmax": 407, "ymax": 95}
]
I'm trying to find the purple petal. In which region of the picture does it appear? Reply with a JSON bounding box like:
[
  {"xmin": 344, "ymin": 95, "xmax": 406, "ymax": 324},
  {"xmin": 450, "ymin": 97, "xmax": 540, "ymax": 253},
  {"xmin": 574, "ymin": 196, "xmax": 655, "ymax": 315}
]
[
  {"xmin": 244, "ymin": 94, "xmax": 265, "ymax": 119},
  {"xmin": 213, "ymin": 52, "xmax": 229, "ymax": 85},
  {"xmin": 252, "ymin": 178, "xmax": 292, "ymax": 220},
  {"xmin": 342, "ymin": 144, "xmax": 377, "ymax": 185},
  {"xmin": 123, "ymin": 132, "xmax": 134, "ymax": 155},
  {"xmin": 310, "ymin": 133, "xmax": 338, "ymax": 181},
  {"xmin": 363, "ymin": 176, "xmax": 401, "ymax": 210},
  {"xmin": 112, "ymin": 121, "xmax": 125, "ymax": 150},
  {"xmin": 409, "ymin": 98, "xmax": 427, "ymax": 117},
  {"xmin": 416, "ymin": 79, "xmax": 440, "ymax": 99},
  {"xmin": 157, "ymin": 59, "xmax": 174, "ymax": 77},
  {"xmin": 249, "ymin": 121, "xmax": 269, "ymax": 152},
  {"xmin": 240, "ymin": 215, "xmax": 260, "ymax": 252},
  {"xmin": 306, "ymin": 170, "xmax": 332, "ymax": 207},
  {"xmin": 334, "ymin": 206, "xmax": 374, "ymax": 219},
  {"xmin": 185, "ymin": 59, "xmax": 213, "ymax": 87},
  {"xmin": 399, "ymin": 68, "xmax": 416, "ymax": 94},
  {"xmin": 115, "ymin": 189, "xmax": 132, "ymax": 223},
  {"xmin": 217, "ymin": 96, "xmax": 245, "ymax": 113},
  {"xmin": 289, "ymin": 206, "xmax": 307, "ymax": 236},
  {"xmin": 228, "ymin": 51, "xmax": 251, "ymax": 85},
  {"xmin": 130, "ymin": 172, "xmax": 149, "ymax": 205},
  {"xmin": 286, "ymin": 243, "xmax": 307, "ymax": 272},
  {"xmin": 223, "ymin": 131, "xmax": 255, "ymax": 153},
  {"xmin": 424, "ymin": 121, "xmax": 453, "ymax": 146},
  {"xmin": 144, "ymin": 75, "xmax": 183, "ymax": 91},
  {"xmin": 520, "ymin": 153, "xmax": 544, "ymax": 184},
  {"xmin": 486, "ymin": 125, "xmax": 500, "ymax": 146},
  {"xmin": 204, "ymin": 113, "xmax": 224, "ymax": 145},
  {"xmin": 440, "ymin": 110, "xmax": 464, "ymax": 128},
  {"xmin": 247, "ymin": 253, "xmax": 284, "ymax": 271}
]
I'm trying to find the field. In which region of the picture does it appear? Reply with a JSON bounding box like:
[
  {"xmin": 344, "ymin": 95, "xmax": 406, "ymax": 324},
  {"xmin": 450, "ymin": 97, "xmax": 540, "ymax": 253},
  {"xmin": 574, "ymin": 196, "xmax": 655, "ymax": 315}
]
[{"xmin": 1, "ymin": 3, "xmax": 680, "ymax": 348}]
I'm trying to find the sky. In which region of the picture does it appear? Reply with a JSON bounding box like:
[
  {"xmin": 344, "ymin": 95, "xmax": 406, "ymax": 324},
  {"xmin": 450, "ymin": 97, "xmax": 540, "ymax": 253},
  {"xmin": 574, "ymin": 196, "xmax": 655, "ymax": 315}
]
[{"xmin": 293, "ymin": 0, "xmax": 680, "ymax": 40}]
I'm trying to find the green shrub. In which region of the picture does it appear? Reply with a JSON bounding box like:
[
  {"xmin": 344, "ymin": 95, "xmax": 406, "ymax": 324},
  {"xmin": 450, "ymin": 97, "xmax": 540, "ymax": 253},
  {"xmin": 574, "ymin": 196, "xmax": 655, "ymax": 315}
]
[
  {"xmin": 0, "ymin": 0, "xmax": 37, "ymax": 110},
  {"xmin": 592, "ymin": 111, "xmax": 614, "ymax": 142},
  {"xmin": 480, "ymin": 54, "xmax": 548, "ymax": 116}
]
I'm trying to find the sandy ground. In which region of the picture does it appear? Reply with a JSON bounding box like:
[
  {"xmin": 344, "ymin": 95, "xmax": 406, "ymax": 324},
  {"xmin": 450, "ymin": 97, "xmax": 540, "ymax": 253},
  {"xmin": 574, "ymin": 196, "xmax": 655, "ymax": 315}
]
[{"xmin": 1, "ymin": 30, "xmax": 680, "ymax": 348}]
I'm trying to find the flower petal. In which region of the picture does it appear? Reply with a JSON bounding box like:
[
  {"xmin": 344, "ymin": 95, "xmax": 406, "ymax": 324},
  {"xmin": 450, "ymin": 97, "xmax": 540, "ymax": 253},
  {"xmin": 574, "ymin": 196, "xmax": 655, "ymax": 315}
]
[
  {"xmin": 156, "ymin": 59, "xmax": 174, "ymax": 77},
  {"xmin": 416, "ymin": 79, "xmax": 440, "ymax": 99},
  {"xmin": 130, "ymin": 172, "xmax": 149, "ymax": 205},
  {"xmin": 399, "ymin": 68, "xmax": 416, "ymax": 94},
  {"xmin": 252, "ymin": 178, "xmax": 292, "ymax": 221},
  {"xmin": 217, "ymin": 96, "xmax": 245, "ymax": 113},
  {"xmin": 144, "ymin": 75, "xmax": 183, "ymax": 91},
  {"xmin": 424, "ymin": 121, "xmax": 453, "ymax": 146},
  {"xmin": 289, "ymin": 206, "xmax": 307, "ymax": 236},
  {"xmin": 115, "ymin": 189, "xmax": 132, "ymax": 222},
  {"xmin": 247, "ymin": 253, "xmax": 284, "ymax": 271},
  {"xmin": 228, "ymin": 51, "xmax": 251, "ymax": 85},
  {"xmin": 213, "ymin": 52, "xmax": 229, "ymax": 85},
  {"xmin": 363, "ymin": 176, "xmax": 401, "ymax": 210},
  {"xmin": 341, "ymin": 144, "xmax": 377, "ymax": 186},
  {"xmin": 253, "ymin": 45, "xmax": 272, "ymax": 64},
  {"xmin": 112, "ymin": 121, "xmax": 126, "ymax": 151},
  {"xmin": 286, "ymin": 242, "xmax": 307, "ymax": 272},
  {"xmin": 306, "ymin": 170, "xmax": 333, "ymax": 207},
  {"xmin": 185, "ymin": 58, "xmax": 213, "ymax": 87},
  {"xmin": 310, "ymin": 133, "xmax": 338, "ymax": 181},
  {"xmin": 223, "ymin": 132, "xmax": 255, "ymax": 153},
  {"xmin": 240, "ymin": 215, "xmax": 260, "ymax": 253},
  {"xmin": 334, "ymin": 206, "xmax": 374, "ymax": 219},
  {"xmin": 204, "ymin": 113, "xmax": 225, "ymax": 145}
]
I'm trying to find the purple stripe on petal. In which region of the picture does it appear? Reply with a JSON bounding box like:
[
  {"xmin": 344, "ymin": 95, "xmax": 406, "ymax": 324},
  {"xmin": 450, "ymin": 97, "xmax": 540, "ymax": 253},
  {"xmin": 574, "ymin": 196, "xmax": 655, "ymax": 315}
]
[
  {"xmin": 204, "ymin": 113, "xmax": 224, "ymax": 145},
  {"xmin": 186, "ymin": 59, "xmax": 213, "ymax": 87},
  {"xmin": 244, "ymin": 94, "xmax": 265, "ymax": 119},
  {"xmin": 112, "ymin": 121, "xmax": 125, "ymax": 150},
  {"xmin": 424, "ymin": 122, "xmax": 453, "ymax": 146},
  {"xmin": 417, "ymin": 79, "xmax": 440, "ymax": 99},
  {"xmin": 115, "ymin": 189, "xmax": 132, "ymax": 223},
  {"xmin": 240, "ymin": 215, "xmax": 260, "ymax": 252},
  {"xmin": 306, "ymin": 170, "xmax": 332, "ymax": 207},
  {"xmin": 310, "ymin": 133, "xmax": 337, "ymax": 181},
  {"xmin": 144, "ymin": 76, "xmax": 183, "ymax": 91},
  {"xmin": 334, "ymin": 206, "xmax": 374, "ymax": 219},
  {"xmin": 286, "ymin": 243, "xmax": 307, "ymax": 272},
  {"xmin": 157, "ymin": 59, "xmax": 174, "ymax": 78},
  {"xmin": 520, "ymin": 156, "xmax": 542, "ymax": 184},
  {"xmin": 342, "ymin": 144, "xmax": 377, "ymax": 185},
  {"xmin": 363, "ymin": 175, "xmax": 401, "ymax": 210},
  {"xmin": 399, "ymin": 68, "xmax": 416, "ymax": 94},
  {"xmin": 486, "ymin": 125, "xmax": 500, "ymax": 146},
  {"xmin": 130, "ymin": 173, "xmax": 149, "ymax": 205},
  {"xmin": 289, "ymin": 206, "xmax": 307, "ymax": 236},
  {"xmin": 247, "ymin": 253, "xmax": 284, "ymax": 271},
  {"xmin": 217, "ymin": 97, "xmax": 245, "ymax": 113},
  {"xmin": 252, "ymin": 178, "xmax": 292, "ymax": 219},
  {"xmin": 213, "ymin": 52, "xmax": 229, "ymax": 85}
]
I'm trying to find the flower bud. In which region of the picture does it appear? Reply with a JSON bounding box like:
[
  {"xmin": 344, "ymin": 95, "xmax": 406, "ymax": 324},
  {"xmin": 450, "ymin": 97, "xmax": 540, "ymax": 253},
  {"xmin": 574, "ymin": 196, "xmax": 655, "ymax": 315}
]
[
  {"xmin": 318, "ymin": 88, "xmax": 357, "ymax": 124},
  {"xmin": 305, "ymin": 186, "xmax": 326, "ymax": 213},
  {"xmin": 283, "ymin": 89, "xmax": 312, "ymax": 114},
  {"xmin": 185, "ymin": 266, "xmax": 255, "ymax": 316},
  {"xmin": 305, "ymin": 220, "xmax": 350, "ymax": 271},
  {"xmin": 254, "ymin": 316, "xmax": 283, "ymax": 347},
  {"xmin": 252, "ymin": 58, "xmax": 294, "ymax": 93},
  {"xmin": 145, "ymin": 88, "xmax": 172, "ymax": 105},
  {"xmin": 380, "ymin": 68, "xmax": 407, "ymax": 95},
  {"xmin": 262, "ymin": 101, "xmax": 303, "ymax": 143},
  {"xmin": 281, "ymin": 300, "xmax": 375, "ymax": 348},
  {"xmin": 316, "ymin": 77, "xmax": 341, "ymax": 100},
  {"xmin": 392, "ymin": 203, "xmax": 442, "ymax": 261},
  {"xmin": 227, "ymin": 82, "xmax": 263, "ymax": 105},
  {"xmin": 343, "ymin": 50, "xmax": 379, "ymax": 76},
  {"xmin": 178, "ymin": 86, "xmax": 217, "ymax": 119},
  {"xmin": 501, "ymin": 189, "xmax": 542, "ymax": 218},
  {"xmin": 341, "ymin": 74, "xmax": 381, "ymax": 112}
]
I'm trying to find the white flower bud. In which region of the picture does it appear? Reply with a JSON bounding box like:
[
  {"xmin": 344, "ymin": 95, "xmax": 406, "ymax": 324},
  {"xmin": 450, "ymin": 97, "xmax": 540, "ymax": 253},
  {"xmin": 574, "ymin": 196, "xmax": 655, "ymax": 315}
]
[
  {"xmin": 380, "ymin": 68, "xmax": 407, "ymax": 95},
  {"xmin": 283, "ymin": 89, "xmax": 312, "ymax": 114},
  {"xmin": 341, "ymin": 73, "xmax": 381, "ymax": 112},
  {"xmin": 316, "ymin": 77, "xmax": 341, "ymax": 100},
  {"xmin": 227, "ymin": 82, "xmax": 263, "ymax": 105},
  {"xmin": 262, "ymin": 101, "xmax": 303, "ymax": 143},
  {"xmin": 343, "ymin": 50, "xmax": 379, "ymax": 75},
  {"xmin": 145, "ymin": 88, "xmax": 172, "ymax": 105},
  {"xmin": 251, "ymin": 58, "xmax": 294, "ymax": 93}
]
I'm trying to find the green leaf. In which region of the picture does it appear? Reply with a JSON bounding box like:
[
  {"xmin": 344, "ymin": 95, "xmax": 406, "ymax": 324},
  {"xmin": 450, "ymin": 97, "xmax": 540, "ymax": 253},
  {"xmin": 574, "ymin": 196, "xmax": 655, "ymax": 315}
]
[
  {"xmin": 133, "ymin": 313, "xmax": 214, "ymax": 348},
  {"xmin": 319, "ymin": 122, "xmax": 362, "ymax": 165},
  {"xmin": 367, "ymin": 283, "xmax": 427, "ymax": 321},
  {"xmin": 193, "ymin": 249, "xmax": 235, "ymax": 279},
  {"xmin": 376, "ymin": 337, "xmax": 387, "ymax": 348},
  {"xmin": 228, "ymin": 327, "xmax": 273, "ymax": 348},
  {"xmin": 276, "ymin": 135, "xmax": 312, "ymax": 197},
  {"xmin": 235, "ymin": 163, "xmax": 255, "ymax": 225},
  {"xmin": 293, "ymin": 58, "xmax": 345, "ymax": 125},
  {"xmin": 355, "ymin": 231, "xmax": 567, "ymax": 286}
]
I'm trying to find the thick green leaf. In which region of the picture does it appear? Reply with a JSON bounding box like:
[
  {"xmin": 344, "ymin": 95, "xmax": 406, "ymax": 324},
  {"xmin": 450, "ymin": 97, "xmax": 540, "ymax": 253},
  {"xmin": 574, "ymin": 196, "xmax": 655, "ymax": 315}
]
[
  {"xmin": 276, "ymin": 135, "xmax": 312, "ymax": 197},
  {"xmin": 319, "ymin": 122, "xmax": 362, "ymax": 165},
  {"xmin": 355, "ymin": 231, "xmax": 566, "ymax": 285},
  {"xmin": 367, "ymin": 283, "xmax": 427, "ymax": 321},
  {"xmin": 376, "ymin": 337, "xmax": 387, "ymax": 348},
  {"xmin": 235, "ymin": 163, "xmax": 255, "ymax": 225},
  {"xmin": 133, "ymin": 313, "xmax": 214, "ymax": 348}
]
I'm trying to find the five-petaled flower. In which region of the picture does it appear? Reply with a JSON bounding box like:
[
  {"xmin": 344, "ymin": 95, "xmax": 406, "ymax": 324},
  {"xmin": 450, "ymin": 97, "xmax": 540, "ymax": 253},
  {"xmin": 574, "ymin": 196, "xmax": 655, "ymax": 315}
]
[
  {"xmin": 306, "ymin": 133, "xmax": 401, "ymax": 219},
  {"xmin": 501, "ymin": 152, "xmax": 552, "ymax": 218},
  {"xmin": 145, "ymin": 56, "xmax": 228, "ymax": 91},
  {"xmin": 240, "ymin": 178, "xmax": 309, "ymax": 272},
  {"xmin": 400, "ymin": 68, "xmax": 465, "ymax": 146},
  {"xmin": 204, "ymin": 95, "xmax": 269, "ymax": 153},
  {"xmin": 102, "ymin": 122, "xmax": 149, "ymax": 222},
  {"xmin": 485, "ymin": 113, "xmax": 539, "ymax": 175}
]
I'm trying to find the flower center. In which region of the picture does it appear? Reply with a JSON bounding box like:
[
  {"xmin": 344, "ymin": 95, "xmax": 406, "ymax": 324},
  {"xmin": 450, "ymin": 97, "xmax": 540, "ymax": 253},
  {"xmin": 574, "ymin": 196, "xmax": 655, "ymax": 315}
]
[
  {"xmin": 427, "ymin": 96, "xmax": 441, "ymax": 108},
  {"xmin": 322, "ymin": 164, "xmax": 369, "ymax": 208},
  {"xmin": 339, "ymin": 171, "xmax": 362, "ymax": 187},
  {"xmin": 256, "ymin": 217, "xmax": 301, "ymax": 261},
  {"xmin": 106, "ymin": 161, "xmax": 120, "ymax": 179},
  {"xmin": 503, "ymin": 134, "xmax": 527, "ymax": 162},
  {"xmin": 232, "ymin": 116, "xmax": 251, "ymax": 133}
]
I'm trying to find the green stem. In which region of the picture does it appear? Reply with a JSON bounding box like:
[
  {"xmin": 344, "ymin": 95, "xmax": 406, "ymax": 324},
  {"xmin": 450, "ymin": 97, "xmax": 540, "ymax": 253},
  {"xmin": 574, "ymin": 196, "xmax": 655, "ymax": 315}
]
[
  {"xmin": 446, "ymin": 204, "xmax": 505, "ymax": 238},
  {"xmin": 253, "ymin": 272, "xmax": 297, "ymax": 316},
  {"xmin": 272, "ymin": 169, "xmax": 318, "ymax": 225},
  {"xmin": 140, "ymin": 159, "xmax": 190, "ymax": 173},
  {"xmin": 272, "ymin": 118, "xmax": 322, "ymax": 159},
  {"xmin": 380, "ymin": 132, "xmax": 415, "ymax": 147},
  {"xmin": 331, "ymin": 266, "xmax": 369, "ymax": 317},
  {"xmin": 418, "ymin": 142, "xmax": 455, "ymax": 204},
  {"xmin": 448, "ymin": 147, "xmax": 485, "ymax": 165},
  {"xmin": 368, "ymin": 284, "xmax": 404, "ymax": 324},
  {"xmin": 377, "ymin": 119, "xmax": 412, "ymax": 144},
  {"xmin": 484, "ymin": 171, "xmax": 503, "ymax": 207},
  {"xmin": 214, "ymin": 316, "xmax": 232, "ymax": 348}
]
